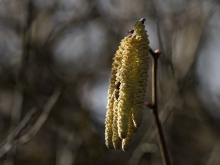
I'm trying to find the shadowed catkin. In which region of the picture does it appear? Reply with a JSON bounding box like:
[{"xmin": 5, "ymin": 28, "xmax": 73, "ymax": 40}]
[
  {"xmin": 122, "ymin": 110, "xmax": 135, "ymax": 151},
  {"xmin": 112, "ymin": 99, "xmax": 121, "ymax": 150},
  {"xmin": 105, "ymin": 93, "xmax": 114, "ymax": 149},
  {"xmin": 105, "ymin": 18, "xmax": 149, "ymax": 151}
]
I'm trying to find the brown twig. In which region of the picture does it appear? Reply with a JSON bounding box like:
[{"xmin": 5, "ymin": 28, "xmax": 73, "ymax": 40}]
[
  {"xmin": 148, "ymin": 48, "xmax": 171, "ymax": 165},
  {"xmin": 128, "ymin": 96, "xmax": 176, "ymax": 165}
]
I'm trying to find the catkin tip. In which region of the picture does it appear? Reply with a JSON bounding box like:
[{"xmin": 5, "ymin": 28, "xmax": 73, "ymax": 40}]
[
  {"xmin": 122, "ymin": 146, "xmax": 129, "ymax": 152},
  {"xmin": 119, "ymin": 132, "xmax": 127, "ymax": 139},
  {"xmin": 113, "ymin": 140, "xmax": 121, "ymax": 150},
  {"xmin": 106, "ymin": 143, "xmax": 114, "ymax": 150}
]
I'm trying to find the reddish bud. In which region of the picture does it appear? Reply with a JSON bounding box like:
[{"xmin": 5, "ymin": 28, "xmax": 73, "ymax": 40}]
[
  {"xmin": 139, "ymin": 18, "xmax": 146, "ymax": 24},
  {"xmin": 144, "ymin": 102, "xmax": 154, "ymax": 109},
  {"xmin": 127, "ymin": 29, "xmax": 134, "ymax": 34},
  {"xmin": 155, "ymin": 49, "xmax": 162, "ymax": 55}
]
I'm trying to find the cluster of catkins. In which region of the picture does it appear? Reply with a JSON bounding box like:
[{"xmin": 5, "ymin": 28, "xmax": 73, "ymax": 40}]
[{"xmin": 105, "ymin": 18, "xmax": 150, "ymax": 151}]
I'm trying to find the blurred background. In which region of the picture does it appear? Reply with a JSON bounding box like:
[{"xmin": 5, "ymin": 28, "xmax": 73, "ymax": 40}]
[{"xmin": 0, "ymin": 0, "xmax": 220, "ymax": 164}]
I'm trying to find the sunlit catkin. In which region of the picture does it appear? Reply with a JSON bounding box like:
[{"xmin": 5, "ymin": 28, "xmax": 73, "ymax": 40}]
[
  {"xmin": 105, "ymin": 18, "xmax": 149, "ymax": 151},
  {"xmin": 132, "ymin": 21, "xmax": 149, "ymax": 128},
  {"xmin": 117, "ymin": 36, "xmax": 137, "ymax": 139},
  {"xmin": 105, "ymin": 36, "xmax": 128, "ymax": 149}
]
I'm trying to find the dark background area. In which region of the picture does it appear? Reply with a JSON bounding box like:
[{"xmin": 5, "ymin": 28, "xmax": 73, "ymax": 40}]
[{"xmin": 0, "ymin": 0, "xmax": 220, "ymax": 165}]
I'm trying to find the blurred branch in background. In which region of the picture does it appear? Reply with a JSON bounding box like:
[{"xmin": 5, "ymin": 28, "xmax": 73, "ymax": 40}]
[
  {"xmin": 0, "ymin": 108, "xmax": 36, "ymax": 157},
  {"xmin": 0, "ymin": 0, "xmax": 219, "ymax": 165},
  {"xmin": 4, "ymin": 1, "xmax": 34, "ymax": 164},
  {"xmin": 15, "ymin": 86, "xmax": 61, "ymax": 145},
  {"xmin": 0, "ymin": 86, "xmax": 61, "ymax": 157},
  {"xmin": 56, "ymin": 127, "xmax": 83, "ymax": 165}
]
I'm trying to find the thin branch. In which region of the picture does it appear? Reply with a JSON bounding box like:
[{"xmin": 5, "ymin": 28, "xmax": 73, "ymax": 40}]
[
  {"xmin": 148, "ymin": 48, "xmax": 171, "ymax": 165},
  {"xmin": 16, "ymin": 86, "xmax": 61, "ymax": 145},
  {"xmin": 0, "ymin": 86, "xmax": 61, "ymax": 157},
  {"xmin": 0, "ymin": 108, "xmax": 36, "ymax": 157},
  {"xmin": 5, "ymin": 108, "xmax": 37, "ymax": 143}
]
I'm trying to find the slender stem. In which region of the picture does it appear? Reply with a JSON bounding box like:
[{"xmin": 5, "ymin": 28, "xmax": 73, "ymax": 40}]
[{"xmin": 150, "ymin": 48, "xmax": 171, "ymax": 165}]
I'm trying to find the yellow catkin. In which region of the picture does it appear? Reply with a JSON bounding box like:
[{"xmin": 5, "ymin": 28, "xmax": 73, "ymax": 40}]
[
  {"xmin": 105, "ymin": 94, "xmax": 114, "ymax": 149},
  {"xmin": 105, "ymin": 37, "xmax": 129, "ymax": 148},
  {"xmin": 132, "ymin": 22, "xmax": 149, "ymax": 128},
  {"xmin": 108, "ymin": 38, "xmax": 127, "ymax": 100},
  {"xmin": 117, "ymin": 36, "xmax": 137, "ymax": 139},
  {"xmin": 105, "ymin": 18, "xmax": 149, "ymax": 151},
  {"xmin": 122, "ymin": 110, "xmax": 135, "ymax": 151},
  {"xmin": 112, "ymin": 99, "xmax": 121, "ymax": 150}
]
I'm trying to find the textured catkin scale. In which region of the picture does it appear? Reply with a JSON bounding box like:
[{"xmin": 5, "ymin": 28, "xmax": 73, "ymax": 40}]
[
  {"xmin": 122, "ymin": 111, "xmax": 135, "ymax": 151},
  {"xmin": 132, "ymin": 22, "xmax": 149, "ymax": 128},
  {"xmin": 117, "ymin": 37, "xmax": 137, "ymax": 139},
  {"xmin": 112, "ymin": 99, "xmax": 121, "ymax": 150}
]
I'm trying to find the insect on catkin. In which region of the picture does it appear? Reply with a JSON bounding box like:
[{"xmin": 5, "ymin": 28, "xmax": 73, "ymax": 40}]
[{"xmin": 105, "ymin": 18, "xmax": 149, "ymax": 151}]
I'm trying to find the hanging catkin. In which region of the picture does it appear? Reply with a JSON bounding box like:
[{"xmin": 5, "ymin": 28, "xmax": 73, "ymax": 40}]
[{"xmin": 105, "ymin": 18, "xmax": 149, "ymax": 151}]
